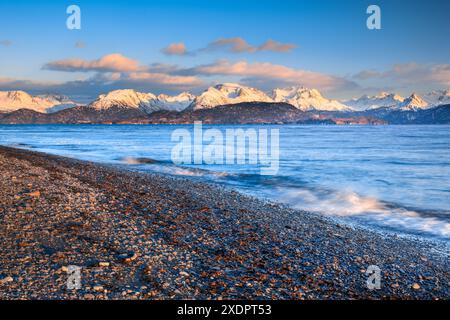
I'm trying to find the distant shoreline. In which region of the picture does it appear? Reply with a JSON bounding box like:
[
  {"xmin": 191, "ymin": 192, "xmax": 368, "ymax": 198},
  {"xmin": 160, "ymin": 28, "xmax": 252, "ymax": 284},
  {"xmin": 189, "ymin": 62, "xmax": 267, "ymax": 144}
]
[
  {"xmin": 0, "ymin": 146, "xmax": 448, "ymax": 299},
  {"xmin": 1, "ymin": 101, "xmax": 449, "ymax": 125}
]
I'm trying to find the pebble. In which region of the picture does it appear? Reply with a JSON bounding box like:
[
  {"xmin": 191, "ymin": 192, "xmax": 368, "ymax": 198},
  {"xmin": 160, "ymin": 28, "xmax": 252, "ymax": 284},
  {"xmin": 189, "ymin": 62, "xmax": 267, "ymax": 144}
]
[
  {"xmin": 0, "ymin": 276, "xmax": 14, "ymax": 284},
  {"xmin": 28, "ymin": 191, "xmax": 40, "ymax": 198}
]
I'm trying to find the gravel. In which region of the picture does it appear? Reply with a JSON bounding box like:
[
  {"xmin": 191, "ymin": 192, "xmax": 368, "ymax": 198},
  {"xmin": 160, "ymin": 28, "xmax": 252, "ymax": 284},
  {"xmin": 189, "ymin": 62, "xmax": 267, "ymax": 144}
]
[{"xmin": 0, "ymin": 146, "xmax": 448, "ymax": 299}]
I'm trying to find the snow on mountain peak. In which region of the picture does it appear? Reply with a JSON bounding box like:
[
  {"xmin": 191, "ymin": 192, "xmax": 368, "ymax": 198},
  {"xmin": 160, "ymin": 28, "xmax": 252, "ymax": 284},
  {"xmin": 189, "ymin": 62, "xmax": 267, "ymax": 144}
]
[
  {"xmin": 422, "ymin": 90, "xmax": 450, "ymax": 107},
  {"xmin": 154, "ymin": 92, "xmax": 195, "ymax": 111},
  {"xmin": 272, "ymin": 86, "xmax": 350, "ymax": 111},
  {"xmin": 189, "ymin": 83, "xmax": 272, "ymax": 110},
  {"xmin": 397, "ymin": 93, "xmax": 429, "ymax": 110},
  {"xmin": 2, "ymin": 86, "xmax": 449, "ymax": 115},
  {"xmin": 0, "ymin": 90, "xmax": 78, "ymax": 113},
  {"xmin": 344, "ymin": 92, "xmax": 405, "ymax": 111},
  {"xmin": 89, "ymin": 89, "xmax": 157, "ymax": 111},
  {"xmin": 89, "ymin": 89, "xmax": 195, "ymax": 113}
]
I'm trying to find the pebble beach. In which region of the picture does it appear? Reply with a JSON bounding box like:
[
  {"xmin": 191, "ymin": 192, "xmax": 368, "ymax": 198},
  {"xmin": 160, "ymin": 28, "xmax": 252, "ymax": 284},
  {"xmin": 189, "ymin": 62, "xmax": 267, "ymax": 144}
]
[{"xmin": 0, "ymin": 146, "xmax": 448, "ymax": 299}]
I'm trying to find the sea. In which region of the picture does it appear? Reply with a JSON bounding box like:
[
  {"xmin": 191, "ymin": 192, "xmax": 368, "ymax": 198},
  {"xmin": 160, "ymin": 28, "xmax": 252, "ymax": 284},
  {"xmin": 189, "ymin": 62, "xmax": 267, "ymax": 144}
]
[{"xmin": 1, "ymin": 124, "xmax": 449, "ymax": 243}]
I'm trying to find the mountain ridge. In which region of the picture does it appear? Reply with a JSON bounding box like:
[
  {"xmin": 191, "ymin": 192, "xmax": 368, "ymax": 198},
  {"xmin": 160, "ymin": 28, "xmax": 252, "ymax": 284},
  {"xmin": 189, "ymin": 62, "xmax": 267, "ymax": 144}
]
[
  {"xmin": 0, "ymin": 85, "xmax": 449, "ymax": 124},
  {"xmin": 2, "ymin": 86, "xmax": 449, "ymax": 114},
  {"xmin": 0, "ymin": 91, "xmax": 78, "ymax": 113}
]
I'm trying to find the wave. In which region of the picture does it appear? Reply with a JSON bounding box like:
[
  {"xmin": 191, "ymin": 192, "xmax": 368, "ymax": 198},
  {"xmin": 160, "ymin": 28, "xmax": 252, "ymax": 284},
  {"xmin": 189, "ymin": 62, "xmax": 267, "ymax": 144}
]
[
  {"xmin": 115, "ymin": 155, "xmax": 450, "ymax": 241},
  {"xmin": 7, "ymin": 142, "xmax": 34, "ymax": 148},
  {"xmin": 275, "ymin": 187, "xmax": 450, "ymax": 241},
  {"xmin": 121, "ymin": 156, "xmax": 232, "ymax": 178},
  {"xmin": 121, "ymin": 157, "xmax": 160, "ymax": 165}
]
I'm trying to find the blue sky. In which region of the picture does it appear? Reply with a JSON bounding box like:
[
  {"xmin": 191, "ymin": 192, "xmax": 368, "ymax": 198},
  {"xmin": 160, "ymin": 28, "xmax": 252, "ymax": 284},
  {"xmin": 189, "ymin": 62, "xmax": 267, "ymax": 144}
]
[{"xmin": 0, "ymin": 0, "xmax": 449, "ymax": 101}]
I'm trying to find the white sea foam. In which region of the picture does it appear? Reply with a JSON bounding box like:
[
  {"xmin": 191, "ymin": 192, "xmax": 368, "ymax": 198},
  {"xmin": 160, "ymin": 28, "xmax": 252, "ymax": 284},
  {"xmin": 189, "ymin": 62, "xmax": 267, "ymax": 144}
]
[{"xmin": 277, "ymin": 187, "xmax": 450, "ymax": 239}]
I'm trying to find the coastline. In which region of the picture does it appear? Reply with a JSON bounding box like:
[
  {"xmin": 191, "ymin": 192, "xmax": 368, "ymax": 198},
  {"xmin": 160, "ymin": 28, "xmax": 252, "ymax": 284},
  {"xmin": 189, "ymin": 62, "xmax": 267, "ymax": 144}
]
[{"xmin": 0, "ymin": 146, "xmax": 448, "ymax": 299}]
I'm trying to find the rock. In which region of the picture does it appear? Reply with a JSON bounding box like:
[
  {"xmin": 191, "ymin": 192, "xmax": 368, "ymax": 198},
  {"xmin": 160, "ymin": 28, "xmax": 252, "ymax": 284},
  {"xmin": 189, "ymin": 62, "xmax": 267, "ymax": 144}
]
[
  {"xmin": 28, "ymin": 191, "xmax": 40, "ymax": 197},
  {"xmin": 412, "ymin": 283, "xmax": 421, "ymax": 290},
  {"xmin": 0, "ymin": 276, "xmax": 14, "ymax": 284},
  {"xmin": 84, "ymin": 294, "xmax": 95, "ymax": 299},
  {"xmin": 118, "ymin": 251, "xmax": 138, "ymax": 263},
  {"xmin": 93, "ymin": 285, "xmax": 104, "ymax": 292},
  {"xmin": 98, "ymin": 262, "xmax": 110, "ymax": 267}
]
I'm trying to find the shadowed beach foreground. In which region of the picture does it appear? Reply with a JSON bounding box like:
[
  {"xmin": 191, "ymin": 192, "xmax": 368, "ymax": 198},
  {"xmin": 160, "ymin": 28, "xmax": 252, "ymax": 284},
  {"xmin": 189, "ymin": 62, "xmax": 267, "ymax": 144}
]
[{"xmin": 0, "ymin": 146, "xmax": 448, "ymax": 299}]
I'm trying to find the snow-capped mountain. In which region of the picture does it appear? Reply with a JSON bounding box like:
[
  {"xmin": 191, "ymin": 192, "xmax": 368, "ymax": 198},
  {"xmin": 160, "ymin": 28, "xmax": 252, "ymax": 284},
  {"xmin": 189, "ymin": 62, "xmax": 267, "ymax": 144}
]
[
  {"xmin": 153, "ymin": 92, "xmax": 195, "ymax": 111},
  {"xmin": 272, "ymin": 87, "xmax": 350, "ymax": 111},
  {"xmin": 2, "ymin": 87, "xmax": 449, "ymax": 118},
  {"xmin": 344, "ymin": 92, "xmax": 405, "ymax": 111},
  {"xmin": 188, "ymin": 83, "xmax": 272, "ymax": 110},
  {"xmin": 0, "ymin": 91, "xmax": 78, "ymax": 113},
  {"xmin": 345, "ymin": 91, "xmax": 450, "ymax": 111},
  {"xmin": 422, "ymin": 90, "xmax": 450, "ymax": 107},
  {"xmin": 88, "ymin": 89, "xmax": 158, "ymax": 113},
  {"xmin": 395, "ymin": 93, "xmax": 429, "ymax": 111},
  {"xmin": 89, "ymin": 89, "xmax": 195, "ymax": 113}
]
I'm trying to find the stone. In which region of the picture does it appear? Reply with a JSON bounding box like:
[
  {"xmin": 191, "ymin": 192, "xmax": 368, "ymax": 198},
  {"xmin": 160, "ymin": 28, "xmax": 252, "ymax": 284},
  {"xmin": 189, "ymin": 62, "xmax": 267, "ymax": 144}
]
[
  {"xmin": 0, "ymin": 276, "xmax": 14, "ymax": 284},
  {"xmin": 28, "ymin": 191, "xmax": 40, "ymax": 197}
]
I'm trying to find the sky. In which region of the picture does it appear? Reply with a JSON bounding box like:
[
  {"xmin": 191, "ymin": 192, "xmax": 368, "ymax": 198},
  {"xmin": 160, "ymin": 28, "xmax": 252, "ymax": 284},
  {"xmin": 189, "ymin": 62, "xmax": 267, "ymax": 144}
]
[{"xmin": 0, "ymin": 0, "xmax": 449, "ymax": 102}]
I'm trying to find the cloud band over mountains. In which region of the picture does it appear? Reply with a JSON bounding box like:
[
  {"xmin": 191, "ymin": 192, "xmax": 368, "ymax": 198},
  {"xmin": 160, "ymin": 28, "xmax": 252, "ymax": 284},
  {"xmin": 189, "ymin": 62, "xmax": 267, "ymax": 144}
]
[
  {"xmin": 1, "ymin": 51, "xmax": 448, "ymax": 101},
  {"xmin": 38, "ymin": 53, "xmax": 356, "ymax": 94},
  {"xmin": 354, "ymin": 63, "xmax": 450, "ymax": 86},
  {"xmin": 162, "ymin": 37, "xmax": 297, "ymax": 56}
]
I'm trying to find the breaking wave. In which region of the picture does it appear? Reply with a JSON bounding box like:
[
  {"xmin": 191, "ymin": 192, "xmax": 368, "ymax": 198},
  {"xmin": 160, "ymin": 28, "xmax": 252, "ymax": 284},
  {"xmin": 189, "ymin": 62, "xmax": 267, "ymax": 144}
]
[
  {"xmin": 273, "ymin": 186, "xmax": 450, "ymax": 241},
  {"xmin": 120, "ymin": 157, "xmax": 162, "ymax": 165}
]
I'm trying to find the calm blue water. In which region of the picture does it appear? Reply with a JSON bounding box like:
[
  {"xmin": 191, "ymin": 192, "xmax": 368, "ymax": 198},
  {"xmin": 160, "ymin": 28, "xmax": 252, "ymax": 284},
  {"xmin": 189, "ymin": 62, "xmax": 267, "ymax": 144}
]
[{"xmin": 1, "ymin": 124, "xmax": 449, "ymax": 242}]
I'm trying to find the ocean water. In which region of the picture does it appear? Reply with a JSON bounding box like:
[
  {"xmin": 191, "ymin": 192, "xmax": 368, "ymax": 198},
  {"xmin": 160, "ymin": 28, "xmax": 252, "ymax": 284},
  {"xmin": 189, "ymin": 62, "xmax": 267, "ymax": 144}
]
[{"xmin": 1, "ymin": 124, "xmax": 449, "ymax": 242}]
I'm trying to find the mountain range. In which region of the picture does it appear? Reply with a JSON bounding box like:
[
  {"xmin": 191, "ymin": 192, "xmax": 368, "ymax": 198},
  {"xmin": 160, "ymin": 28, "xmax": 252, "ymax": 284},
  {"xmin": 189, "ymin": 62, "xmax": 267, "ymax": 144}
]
[
  {"xmin": 0, "ymin": 84, "xmax": 449, "ymax": 124},
  {"xmin": 0, "ymin": 91, "xmax": 79, "ymax": 113}
]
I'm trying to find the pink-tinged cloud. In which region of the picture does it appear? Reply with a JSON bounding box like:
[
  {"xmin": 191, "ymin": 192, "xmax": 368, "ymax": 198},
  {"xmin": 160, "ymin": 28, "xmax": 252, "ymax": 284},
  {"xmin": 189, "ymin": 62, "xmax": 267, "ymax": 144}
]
[
  {"xmin": 162, "ymin": 43, "xmax": 188, "ymax": 56},
  {"xmin": 204, "ymin": 37, "xmax": 297, "ymax": 53},
  {"xmin": 189, "ymin": 37, "xmax": 297, "ymax": 54},
  {"xmin": 429, "ymin": 64, "xmax": 450, "ymax": 85},
  {"xmin": 44, "ymin": 53, "xmax": 142, "ymax": 72},
  {"xmin": 0, "ymin": 77, "xmax": 61, "ymax": 88},
  {"xmin": 206, "ymin": 37, "xmax": 256, "ymax": 53},
  {"xmin": 41, "ymin": 54, "xmax": 204, "ymax": 92},
  {"xmin": 353, "ymin": 70, "xmax": 382, "ymax": 80},
  {"xmin": 188, "ymin": 60, "xmax": 352, "ymax": 91},
  {"xmin": 128, "ymin": 72, "xmax": 203, "ymax": 86},
  {"xmin": 257, "ymin": 39, "xmax": 297, "ymax": 52},
  {"xmin": 355, "ymin": 63, "xmax": 450, "ymax": 86}
]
